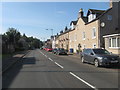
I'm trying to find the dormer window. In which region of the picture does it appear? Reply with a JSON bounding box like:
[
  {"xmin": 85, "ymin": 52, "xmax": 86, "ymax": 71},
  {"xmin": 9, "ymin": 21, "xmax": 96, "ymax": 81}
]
[
  {"xmin": 70, "ymin": 20, "xmax": 77, "ymax": 30},
  {"xmin": 71, "ymin": 23, "xmax": 75, "ymax": 30},
  {"xmin": 87, "ymin": 9, "xmax": 105, "ymax": 22},
  {"xmin": 88, "ymin": 14, "xmax": 96, "ymax": 22}
]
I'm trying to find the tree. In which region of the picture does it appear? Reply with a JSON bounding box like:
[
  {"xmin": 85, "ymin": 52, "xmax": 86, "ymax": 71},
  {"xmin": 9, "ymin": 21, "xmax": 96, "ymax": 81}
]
[
  {"xmin": 6, "ymin": 28, "xmax": 21, "ymax": 44},
  {"xmin": 2, "ymin": 27, "xmax": 43, "ymax": 53},
  {"xmin": 4, "ymin": 28, "xmax": 21, "ymax": 52}
]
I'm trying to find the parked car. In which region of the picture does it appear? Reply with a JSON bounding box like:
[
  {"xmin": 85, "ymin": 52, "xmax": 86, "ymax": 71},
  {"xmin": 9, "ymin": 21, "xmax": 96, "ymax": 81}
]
[
  {"xmin": 52, "ymin": 48, "xmax": 58, "ymax": 54},
  {"xmin": 56, "ymin": 48, "xmax": 67, "ymax": 55},
  {"xmin": 43, "ymin": 47, "xmax": 47, "ymax": 50},
  {"xmin": 81, "ymin": 48, "xmax": 120, "ymax": 67},
  {"xmin": 46, "ymin": 48, "xmax": 53, "ymax": 52}
]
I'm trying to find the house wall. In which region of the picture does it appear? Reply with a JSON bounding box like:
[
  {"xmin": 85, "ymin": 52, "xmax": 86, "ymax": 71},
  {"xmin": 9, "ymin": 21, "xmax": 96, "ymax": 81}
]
[
  {"xmin": 101, "ymin": 1, "xmax": 120, "ymax": 55},
  {"xmin": 59, "ymin": 32, "xmax": 69, "ymax": 50},
  {"xmin": 77, "ymin": 18, "xmax": 99, "ymax": 50},
  {"xmin": 69, "ymin": 29, "xmax": 77, "ymax": 53},
  {"xmin": 57, "ymin": 1, "xmax": 120, "ymax": 55},
  {"xmin": 55, "ymin": 37, "xmax": 59, "ymax": 48}
]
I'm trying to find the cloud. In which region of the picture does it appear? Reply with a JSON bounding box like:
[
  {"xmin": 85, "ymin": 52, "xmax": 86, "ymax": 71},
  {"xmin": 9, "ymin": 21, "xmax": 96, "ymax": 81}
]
[
  {"xmin": 2, "ymin": 18, "xmax": 47, "ymax": 28},
  {"xmin": 57, "ymin": 11, "xmax": 66, "ymax": 14}
]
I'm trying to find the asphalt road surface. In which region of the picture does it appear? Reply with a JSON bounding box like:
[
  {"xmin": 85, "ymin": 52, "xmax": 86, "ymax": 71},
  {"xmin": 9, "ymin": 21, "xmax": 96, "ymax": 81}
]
[{"xmin": 2, "ymin": 49, "xmax": 120, "ymax": 89}]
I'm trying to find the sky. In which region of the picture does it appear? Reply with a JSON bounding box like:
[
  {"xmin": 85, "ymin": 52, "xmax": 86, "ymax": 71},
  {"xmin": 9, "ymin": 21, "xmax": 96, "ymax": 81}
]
[{"xmin": 1, "ymin": 2, "xmax": 110, "ymax": 41}]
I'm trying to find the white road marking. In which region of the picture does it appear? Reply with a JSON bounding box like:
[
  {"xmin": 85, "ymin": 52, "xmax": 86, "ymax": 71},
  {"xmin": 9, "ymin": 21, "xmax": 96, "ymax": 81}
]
[
  {"xmin": 55, "ymin": 62, "xmax": 64, "ymax": 69},
  {"xmin": 39, "ymin": 51, "xmax": 44, "ymax": 55},
  {"xmin": 69, "ymin": 72, "xmax": 97, "ymax": 89},
  {"xmin": 48, "ymin": 58, "xmax": 53, "ymax": 61},
  {"xmin": 44, "ymin": 55, "xmax": 47, "ymax": 58},
  {"xmin": 39, "ymin": 51, "xmax": 48, "ymax": 58}
]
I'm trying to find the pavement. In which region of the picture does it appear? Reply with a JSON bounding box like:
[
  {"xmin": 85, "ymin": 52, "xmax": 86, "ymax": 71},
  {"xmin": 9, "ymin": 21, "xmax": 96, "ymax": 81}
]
[
  {"xmin": 68, "ymin": 53, "xmax": 81, "ymax": 58},
  {"xmin": 2, "ymin": 49, "xmax": 120, "ymax": 89},
  {"xmin": 2, "ymin": 50, "xmax": 30, "ymax": 73}
]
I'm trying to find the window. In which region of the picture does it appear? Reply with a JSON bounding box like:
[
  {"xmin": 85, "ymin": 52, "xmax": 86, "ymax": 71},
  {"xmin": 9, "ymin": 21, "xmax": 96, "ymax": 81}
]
[
  {"xmin": 109, "ymin": 37, "xmax": 120, "ymax": 48},
  {"xmin": 83, "ymin": 44, "xmax": 86, "ymax": 49},
  {"xmin": 83, "ymin": 49, "xmax": 92, "ymax": 54},
  {"xmin": 107, "ymin": 15, "xmax": 112, "ymax": 20},
  {"xmin": 117, "ymin": 37, "xmax": 120, "ymax": 47},
  {"xmin": 87, "ymin": 49, "xmax": 92, "ymax": 54},
  {"xmin": 88, "ymin": 14, "xmax": 96, "ymax": 22},
  {"xmin": 93, "ymin": 43, "xmax": 96, "ymax": 48},
  {"xmin": 92, "ymin": 27, "xmax": 96, "ymax": 38},
  {"xmin": 82, "ymin": 32, "xmax": 85, "ymax": 40},
  {"xmin": 93, "ymin": 49, "xmax": 110, "ymax": 54},
  {"xmin": 109, "ymin": 38, "xmax": 111, "ymax": 47},
  {"xmin": 112, "ymin": 38, "xmax": 116, "ymax": 47}
]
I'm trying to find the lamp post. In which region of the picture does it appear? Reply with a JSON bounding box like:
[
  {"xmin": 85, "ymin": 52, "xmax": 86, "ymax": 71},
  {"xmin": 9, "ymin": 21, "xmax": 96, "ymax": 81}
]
[{"xmin": 46, "ymin": 29, "xmax": 53, "ymax": 36}]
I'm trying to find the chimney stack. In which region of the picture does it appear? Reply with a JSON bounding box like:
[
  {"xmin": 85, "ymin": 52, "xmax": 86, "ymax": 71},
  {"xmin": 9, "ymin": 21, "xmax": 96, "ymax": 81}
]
[
  {"xmin": 78, "ymin": 8, "xmax": 83, "ymax": 18},
  {"xmin": 110, "ymin": 0, "xmax": 113, "ymax": 8}
]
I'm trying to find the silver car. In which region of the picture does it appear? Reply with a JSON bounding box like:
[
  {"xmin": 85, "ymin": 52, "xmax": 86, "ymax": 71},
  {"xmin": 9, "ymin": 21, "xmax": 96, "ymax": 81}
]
[{"xmin": 81, "ymin": 48, "xmax": 120, "ymax": 67}]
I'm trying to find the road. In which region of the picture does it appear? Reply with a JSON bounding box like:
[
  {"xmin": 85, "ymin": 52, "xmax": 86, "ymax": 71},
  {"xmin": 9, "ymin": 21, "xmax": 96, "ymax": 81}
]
[{"xmin": 2, "ymin": 49, "xmax": 120, "ymax": 89}]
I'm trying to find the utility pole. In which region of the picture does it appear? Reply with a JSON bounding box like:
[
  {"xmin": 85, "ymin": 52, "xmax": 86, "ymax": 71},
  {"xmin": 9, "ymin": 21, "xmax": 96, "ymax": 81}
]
[{"xmin": 46, "ymin": 29, "xmax": 53, "ymax": 36}]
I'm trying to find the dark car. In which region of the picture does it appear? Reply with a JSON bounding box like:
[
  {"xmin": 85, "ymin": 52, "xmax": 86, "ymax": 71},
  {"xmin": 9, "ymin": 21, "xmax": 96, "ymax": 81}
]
[
  {"xmin": 81, "ymin": 48, "xmax": 120, "ymax": 67},
  {"xmin": 56, "ymin": 48, "xmax": 67, "ymax": 55},
  {"xmin": 52, "ymin": 48, "xmax": 58, "ymax": 54}
]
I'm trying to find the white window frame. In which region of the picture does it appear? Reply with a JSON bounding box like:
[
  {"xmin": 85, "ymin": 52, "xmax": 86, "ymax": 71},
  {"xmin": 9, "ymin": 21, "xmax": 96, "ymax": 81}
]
[
  {"xmin": 92, "ymin": 43, "xmax": 96, "ymax": 48},
  {"xmin": 88, "ymin": 14, "xmax": 96, "ymax": 22},
  {"xmin": 107, "ymin": 15, "xmax": 112, "ymax": 21},
  {"xmin": 82, "ymin": 32, "xmax": 85, "ymax": 40},
  {"xmin": 109, "ymin": 37, "xmax": 120, "ymax": 49},
  {"xmin": 92, "ymin": 27, "xmax": 96, "ymax": 39},
  {"xmin": 83, "ymin": 44, "xmax": 86, "ymax": 49}
]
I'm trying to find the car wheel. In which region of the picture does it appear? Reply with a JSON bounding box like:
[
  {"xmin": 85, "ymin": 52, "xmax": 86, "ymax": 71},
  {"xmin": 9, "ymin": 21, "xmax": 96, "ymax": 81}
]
[
  {"xmin": 94, "ymin": 59, "xmax": 99, "ymax": 67},
  {"xmin": 81, "ymin": 57, "xmax": 85, "ymax": 63}
]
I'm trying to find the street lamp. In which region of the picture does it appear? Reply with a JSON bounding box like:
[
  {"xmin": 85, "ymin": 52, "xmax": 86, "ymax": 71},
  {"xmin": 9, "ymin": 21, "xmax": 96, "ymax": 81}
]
[{"xmin": 46, "ymin": 29, "xmax": 53, "ymax": 36}]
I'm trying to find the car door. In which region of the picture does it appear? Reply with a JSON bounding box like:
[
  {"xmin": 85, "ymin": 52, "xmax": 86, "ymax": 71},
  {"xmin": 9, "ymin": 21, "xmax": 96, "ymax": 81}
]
[
  {"xmin": 85, "ymin": 49, "xmax": 94, "ymax": 63},
  {"xmin": 88, "ymin": 49, "xmax": 95, "ymax": 63},
  {"xmin": 83, "ymin": 49, "xmax": 88, "ymax": 62}
]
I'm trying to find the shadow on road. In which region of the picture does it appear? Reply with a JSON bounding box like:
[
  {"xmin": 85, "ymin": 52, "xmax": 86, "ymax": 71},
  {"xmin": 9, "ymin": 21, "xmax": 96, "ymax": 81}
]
[
  {"xmin": 22, "ymin": 57, "xmax": 36, "ymax": 64},
  {"xmin": 105, "ymin": 64, "xmax": 120, "ymax": 69},
  {"xmin": 2, "ymin": 57, "xmax": 36, "ymax": 89}
]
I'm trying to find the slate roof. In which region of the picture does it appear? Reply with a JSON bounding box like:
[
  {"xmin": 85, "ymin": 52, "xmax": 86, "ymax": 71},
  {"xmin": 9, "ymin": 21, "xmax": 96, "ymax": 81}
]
[
  {"xmin": 85, "ymin": 8, "xmax": 112, "ymax": 25},
  {"xmin": 87, "ymin": 9, "xmax": 106, "ymax": 16},
  {"xmin": 70, "ymin": 20, "xmax": 78, "ymax": 26}
]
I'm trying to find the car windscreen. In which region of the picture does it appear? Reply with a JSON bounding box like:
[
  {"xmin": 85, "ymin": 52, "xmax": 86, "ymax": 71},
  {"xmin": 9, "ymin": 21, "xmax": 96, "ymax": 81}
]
[
  {"xmin": 59, "ymin": 48, "xmax": 65, "ymax": 51},
  {"xmin": 93, "ymin": 49, "xmax": 110, "ymax": 54}
]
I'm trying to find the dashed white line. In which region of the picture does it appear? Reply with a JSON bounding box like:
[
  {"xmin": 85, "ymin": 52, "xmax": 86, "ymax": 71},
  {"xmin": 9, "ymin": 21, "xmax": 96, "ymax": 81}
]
[
  {"xmin": 44, "ymin": 55, "xmax": 47, "ymax": 58},
  {"xmin": 69, "ymin": 72, "xmax": 97, "ymax": 89},
  {"xmin": 55, "ymin": 62, "xmax": 64, "ymax": 69},
  {"xmin": 48, "ymin": 58, "xmax": 53, "ymax": 61}
]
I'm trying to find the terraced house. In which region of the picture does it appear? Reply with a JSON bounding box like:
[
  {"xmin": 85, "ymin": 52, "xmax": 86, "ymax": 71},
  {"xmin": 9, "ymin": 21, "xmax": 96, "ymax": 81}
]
[
  {"xmin": 53, "ymin": 0, "xmax": 120, "ymax": 55},
  {"xmin": 58, "ymin": 27, "xmax": 70, "ymax": 51},
  {"xmin": 70, "ymin": 0, "xmax": 120, "ymax": 55}
]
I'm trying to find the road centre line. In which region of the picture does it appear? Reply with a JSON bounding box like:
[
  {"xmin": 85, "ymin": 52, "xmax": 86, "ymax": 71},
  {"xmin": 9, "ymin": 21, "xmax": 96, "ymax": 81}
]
[
  {"xmin": 40, "ymin": 50, "xmax": 96, "ymax": 89},
  {"xmin": 55, "ymin": 62, "xmax": 64, "ymax": 69},
  {"xmin": 40, "ymin": 51, "xmax": 44, "ymax": 56},
  {"xmin": 69, "ymin": 72, "xmax": 97, "ymax": 90},
  {"xmin": 48, "ymin": 58, "xmax": 53, "ymax": 61},
  {"xmin": 44, "ymin": 55, "xmax": 47, "ymax": 57}
]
